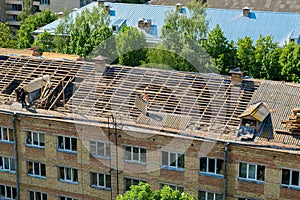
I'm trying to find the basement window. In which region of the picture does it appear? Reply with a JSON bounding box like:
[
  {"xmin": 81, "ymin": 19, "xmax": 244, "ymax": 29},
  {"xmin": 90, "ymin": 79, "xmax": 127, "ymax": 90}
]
[
  {"xmin": 28, "ymin": 190, "xmax": 47, "ymax": 200},
  {"xmin": 239, "ymin": 162, "xmax": 265, "ymax": 182},
  {"xmin": 0, "ymin": 127, "xmax": 14, "ymax": 143},
  {"xmin": 90, "ymin": 172, "xmax": 111, "ymax": 190},
  {"xmin": 281, "ymin": 168, "xmax": 300, "ymax": 188},
  {"xmin": 199, "ymin": 157, "xmax": 224, "ymax": 177}
]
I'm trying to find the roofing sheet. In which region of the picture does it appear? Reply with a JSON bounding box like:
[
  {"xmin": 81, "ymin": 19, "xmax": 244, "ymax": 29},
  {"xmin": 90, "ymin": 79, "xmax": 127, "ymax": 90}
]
[{"xmin": 33, "ymin": 2, "xmax": 300, "ymax": 46}]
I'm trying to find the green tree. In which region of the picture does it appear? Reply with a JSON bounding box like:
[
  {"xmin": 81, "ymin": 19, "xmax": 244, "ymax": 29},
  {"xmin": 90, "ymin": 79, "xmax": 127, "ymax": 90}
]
[
  {"xmin": 116, "ymin": 182, "xmax": 196, "ymax": 200},
  {"xmin": 280, "ymin": 42, "xmax": 300, "ymax": 82},
  {"xmin": 19, "ymin": 0, "xmax": 34, "ymax": 20},
  {"xmin": 252, "ymin": 35, "xmax": 280, "ymax": 79},
  {"xmin": 0, "ymin": 22, "xmax": 17, "ymax": 48},
  {"xmin": 17, "ymin": 9, "xmax": 57, "ymax": 49},
  {"xmin": 115, "ymin": 26, "xmax": 147, "ymax": 66},
  {"xmin": 236, "ymin": 36, "xmax": 255, "ymax": 74},
  {"xmin": 204, "ymin": 24, "xmax": 237, "ymax": 74},
  {"xmin": 147, "ymin": 0, "xmax": 210, "ymax": 72},
  {"xmin": 32, "ymin": 31, "xmax": 55, "ymax": 53}
]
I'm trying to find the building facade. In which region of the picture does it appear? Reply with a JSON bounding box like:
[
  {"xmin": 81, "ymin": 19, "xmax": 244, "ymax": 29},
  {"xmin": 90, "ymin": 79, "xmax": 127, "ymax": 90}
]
[{"xmin": 0, "ymin": 55, "xmax": 300, "ymax": 200}]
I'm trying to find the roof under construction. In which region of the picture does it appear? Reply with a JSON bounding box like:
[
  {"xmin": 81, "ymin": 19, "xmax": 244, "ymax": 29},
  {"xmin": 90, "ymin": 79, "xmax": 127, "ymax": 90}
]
[{"xmin": 0, "ymin": 55, "xmax": 300, "ymax": 148}]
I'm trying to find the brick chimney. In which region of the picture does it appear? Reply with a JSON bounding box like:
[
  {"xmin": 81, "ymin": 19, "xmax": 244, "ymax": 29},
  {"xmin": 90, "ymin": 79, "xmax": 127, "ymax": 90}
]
[
  {"xmin": 230, "ymin": 67, "xmax": 244, "ymax": 86},
  {"xmin": 93, "ymin": 55, "xmax": 107, "ymax": 74}
]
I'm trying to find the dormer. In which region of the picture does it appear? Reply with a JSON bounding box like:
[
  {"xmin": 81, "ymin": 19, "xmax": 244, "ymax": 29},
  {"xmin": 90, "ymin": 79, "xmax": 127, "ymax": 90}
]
[
  {"xmin": 138, "ymin": 18, "xmax": 145, "ymax": 29},
  {"xmin": 111, "ymin": 19, "xmax": 126, "ymax": 33},
  {"xmin": 238, "ymin": 102, "xmax": 270, "ymax": 140},
  {"xmin": 242, "ymin": 6, "xmax": 250, "ymax": 17}
]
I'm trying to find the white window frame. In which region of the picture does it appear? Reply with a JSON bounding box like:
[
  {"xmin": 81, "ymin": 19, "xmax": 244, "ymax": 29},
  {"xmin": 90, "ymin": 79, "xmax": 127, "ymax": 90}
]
[
  {"xmin": 27, "ymin": 161, "xmax": 46, "ymax": 178},
  {"xmin": 0, "ymin": 184, "xmax": 17, "ymax": 199},
  {"xmin": 281, "ymin": 168, "xmax": 300, "ymax": 188},
  {"xmin": 124, "ymin": 145, "xmax": 146, "ymax": 164},
  {"xmin": 124, "ymin": 177, "xmax": 147, "ymax": 192},
  {"xmin": 160, "ymin": 183, "xmax": 184, "ymax": 192},
  {"xmin": 26, "ymin": 131, "xmax": 45, "ymax": 148},
  {"xmin": 57, "ymin": 136, "xmax": 77, "ymax": 153},
  {"xmin": 161, "ymin": 151, "xmax": 184, "ymax": 170},
  {"xmin": 58, "ymin": 166, "xmax": 78, "ymax": 183},
  {"xmin": 0, "ymin": 127, "xmax": 14, "ymax": 143},
  {"xmin": 199, "ymin": 157, "xmax": 224, "ymax": 176},
  {"xmin": 198, "ymin": 190, "xmax": 222, "ymax": 200},
  {"xmin": 58, "ymin": 196, "xmax": 79, "ymax": 200},
  {"xmin": 0, "ymin": 156, "xmax": 16, "ymax": 172},
  {"xmin": 238, "ymin": 162, "xmax": 265, "ymax": 182},
  {"xmin": 28, "ymin": 190, "xmax": 47, "ymax": 200},
  {"xmin": 89, "ymin": 140, "xmax": 110, "ymax": 159},
  {"xmin": 40, "ymin": 0, "xmax": 50, "ymax": 5},
  {"xmin": 90, "ymin": 172, "xmax": 111, "ymax": 189}
]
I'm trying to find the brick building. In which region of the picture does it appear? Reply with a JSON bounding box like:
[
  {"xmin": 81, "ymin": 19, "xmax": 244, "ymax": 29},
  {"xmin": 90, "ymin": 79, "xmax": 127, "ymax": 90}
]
[
  {"xmin": 0, "ymin": 0, "xmax": 93, "ymax": 29},
  {"xmin": 0, "ymin": 54, "xmax": 300, "ymax": 200}
]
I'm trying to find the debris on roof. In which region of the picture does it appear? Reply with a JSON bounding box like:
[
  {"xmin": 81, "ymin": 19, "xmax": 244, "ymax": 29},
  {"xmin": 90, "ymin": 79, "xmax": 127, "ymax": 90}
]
[
  {"xmin": 42, "ymin": 52, "xmax": 84, "ymax": 61},
  {"xmin": 0, "ymin": 48, "xmax": 40, "ymax": 57},
  {"xmin": 281, "ymin": 108, "xmax": 300, "ymax": 135}
]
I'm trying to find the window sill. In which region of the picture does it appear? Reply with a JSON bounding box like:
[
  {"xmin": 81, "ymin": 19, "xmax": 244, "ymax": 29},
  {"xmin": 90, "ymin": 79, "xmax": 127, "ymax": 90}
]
[
  {"xmin": 124, "ymin": 160, "xmax": 146, "ymax": 165},
  {"xmin": 90, "ymin": 154, "xmax": 110, "ymax": 160},
  {"xmin": 58, "ymin": 179, "xmax": 78, "ymax": 184},
  {"xmin": 281, "ymin": 184, "xmax": 300, "ymax": 191},
  {"xmin": 199, "ymin": 171, "xmax": 224, "ymax": 178},
  {"xmin": 238, "ymin": 177, "xmax": 264, "ymax": 185},
  {"xmin": 25, "ymin": 144, "xmax": 45, "ymax": 149},
  {"xmin": 0, "ymin": 170, "xmax": 16, "ymax": 174},
  {"xmin": 0, "ymin": 140, "xmax": 14, "ymax": 144},
  {"xmin": 91, "ymin": 185, "xmax": 111, "ymax": 191},
  {"xmin": 27, "ymin": 174, "xmax": 46, "ymax": 179},
  {"xmin": 57, "ymin": 149, "xmax": 77, "ymax": 154},
  {"xmin": 161, "ymin": 166, "xmax": 184, "ymax": 172}
]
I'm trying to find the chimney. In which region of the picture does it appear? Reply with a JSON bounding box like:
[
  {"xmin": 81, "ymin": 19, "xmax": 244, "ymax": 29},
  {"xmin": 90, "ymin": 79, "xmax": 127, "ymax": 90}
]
[
  {"xmin": 138, "ymin": 18, "xmax": 145, "ymax": 28},
  {"xmin": 242, "ymin": 6, "xmax": 250, "ymax": 17},
  {"xmin": 93, "ymin": 55, "xmax": 107, "ymax": 74},
  {"xmin": 98, "ymin": 0, "xmax": 105, "ymax": 7},
  {"xmin": 176, "ymin": 3, "xmax": 183, "ymax": 12},
  {"xmin": 230, "ymin": 67, "xmax": 244, "ymax": 86}
]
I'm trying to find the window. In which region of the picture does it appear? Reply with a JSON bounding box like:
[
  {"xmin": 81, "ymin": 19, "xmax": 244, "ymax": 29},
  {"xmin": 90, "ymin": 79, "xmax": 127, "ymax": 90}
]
[
  {"xmin": 161, "ymin": 151, "xmax": 184, "ymax": 170},
  {"xmin": 58, "ymin": 166, "xmax": 78, "ymax": 183},
  {"xmin": 198, "ymin": 190, "xmax": 222, "ymax": 200},
  {"xmin": 40, "ymin": 0, "xmax": 50, "ymax": 5},
  {"xmin": 200, "ymin": 157, "xmax": 224, "ymax": 176},
  {"xmin": 26, "ymin": 131, "xmax": 45, "ymax": 147},
  {"xmin": 12, "ymin": 15, "xmax": 18, "ymax": 21},
  {"xmin": 124, "ymin": 145, "xmax": 146, "ymax": 164},
  {"xmin": 57, "ymin": 136, "xmax": 77, "ymax": 152},
  {"xmin": 239, "ymin": 162, "xmax": 265, "ymax": 182},
  {"xmin": 27, "ymin": 161, "xmax": 46, "ymax": 178},
  {"xmin": 0, "ymin": 185, "xmax": 17, "ymax": 199},
  {"xmin": 90, "ymin": 141, "xmax": 110, "ymax": 158},
  {"xmin": 0, "ymin": 127, "xmax": 14, "ymax": 142},
  {"xmin": 124, "ymin": 177, "xmax": 146, "ymax": 192},
  {"xmin": 281, "ymin": 168, "xmax": 300, "ymax": 188},
  {"xmin": 90, "ymin": 172, "xmax": 111, "ymax": 189},
  {"xmin": 59, "ymin": 196, "xmax": 79, "ymax": 200},
  {"xmin": 160, "ymin": 183, "xmax": 184, "ymax": 193},
  {"xmin": 12, "ymin": 4, "xmax": 22, "ymax": 11},
  {"xmin": 0, "ymin": 156, "xmax": 16, "ymax": 172},
  {"xmin": 28, "ymin": 191, "xmax": 47, "ymax": 200}
]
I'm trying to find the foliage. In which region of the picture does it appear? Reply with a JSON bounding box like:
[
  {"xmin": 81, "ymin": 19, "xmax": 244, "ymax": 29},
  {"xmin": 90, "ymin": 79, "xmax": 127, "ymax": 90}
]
[
  {"xmin": 115, "ymin": 26, "xmax": 147, "ymax": 66},
  {"xmin": 116, "ymin": 182, "xmax": 196, "ymax": 200},
  {"xmin": 236, "ymin": 36, "xmax": 255, "ymax": 75},
  {"xmin": 32, "ymin": 31, "xmax": 55, "ymax": 53},
  {"xmin": 0, "ymin": 22, "xmax": 17, "ymax": 48},
  {"xmin": 148, "ymin": 0, "xmax": 210, "ymax": 72},
  {"xmin": 19, "ymin": 0, "xmax": 34, "ymax": 21},
  {"xmin": 204, "ymin": 24, "xmax": 236, "ymax": 74},
  {"xmin": 54, "ymin": 5, "xmax": 112, "ymax": 58},
  {"xmin": 280, "ymin": 42, "xmax": 300, "ymax": 82},
  {"xmin": 17, "ymin": 9, "xmax": 57, "ymax": 49}
]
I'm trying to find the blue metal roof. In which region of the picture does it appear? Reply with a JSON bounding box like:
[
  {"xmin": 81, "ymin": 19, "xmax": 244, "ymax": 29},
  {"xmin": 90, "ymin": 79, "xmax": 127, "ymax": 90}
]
[{"xmin": 33, "ymin": 2, "xmax": 300, "ymax": 46}]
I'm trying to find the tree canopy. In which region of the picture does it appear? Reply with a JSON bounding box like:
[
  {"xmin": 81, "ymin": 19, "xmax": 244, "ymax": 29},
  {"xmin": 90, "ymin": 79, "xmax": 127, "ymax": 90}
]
[
  {"xmin": 0, "ymin": 22, "xmax": 17, "ymax": 48},
  {"xmin": 116, "ymin": 182, "xmax": 196, "ymax": 200},
  {"xmin": 17, "ymin": 9, "xmax": 57, "ymax": 49}
]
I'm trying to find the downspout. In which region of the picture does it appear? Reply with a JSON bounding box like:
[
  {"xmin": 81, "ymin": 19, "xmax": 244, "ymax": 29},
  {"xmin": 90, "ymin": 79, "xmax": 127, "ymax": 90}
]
[
  {"xmin": 12, "ymin": 113, "xmax": 19, "ymax": 200},
  {"xmin": 223, "ymin": 142, "xmax": 229, "ymax": 200}
]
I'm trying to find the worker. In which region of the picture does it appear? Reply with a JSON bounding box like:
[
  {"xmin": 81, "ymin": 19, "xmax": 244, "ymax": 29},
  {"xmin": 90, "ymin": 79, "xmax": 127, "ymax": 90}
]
[
  {"xmin": 19, "ymin": 88, "xmax": 27, "ymax": 108},
  {"xmin": 143, "ymin": 92, "xmax": 149, "ymax": 103}
]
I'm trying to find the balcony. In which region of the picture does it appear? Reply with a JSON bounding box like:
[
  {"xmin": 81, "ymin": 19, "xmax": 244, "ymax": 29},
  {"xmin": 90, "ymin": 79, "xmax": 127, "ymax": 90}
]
[
  {"xmin": 5, "ymin": 0, "xmax": 22, "ymax": 5},
  {"xmin": 6, "ymin": 10, "xmax": 22, "ymax": 15},
  {"xmin": 7, "ymin": 21, "xmax": 21, "ymax": 26}
]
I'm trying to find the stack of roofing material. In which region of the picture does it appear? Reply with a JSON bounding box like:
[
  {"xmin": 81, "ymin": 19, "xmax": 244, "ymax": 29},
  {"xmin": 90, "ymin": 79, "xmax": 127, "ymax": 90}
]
[{"xmin": 282, "ymin": 108, "xmax": 300, "ymax": 135}]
